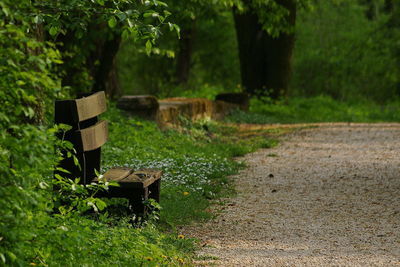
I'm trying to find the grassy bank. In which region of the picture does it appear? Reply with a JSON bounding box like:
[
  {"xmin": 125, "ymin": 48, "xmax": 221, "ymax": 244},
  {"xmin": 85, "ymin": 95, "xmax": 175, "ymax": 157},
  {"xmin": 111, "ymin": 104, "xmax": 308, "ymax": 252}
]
[{"xmin": 226, "ymin": 95, "xmax": 400, "ymax": 124}]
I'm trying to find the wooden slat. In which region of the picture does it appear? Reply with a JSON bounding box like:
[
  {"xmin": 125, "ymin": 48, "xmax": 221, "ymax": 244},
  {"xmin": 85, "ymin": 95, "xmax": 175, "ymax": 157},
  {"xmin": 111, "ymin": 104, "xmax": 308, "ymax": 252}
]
[
  {"xmin": 75, "ymin": 91, "xmax": 107, "ymax": 122},
  {"xmin": 103, "ymin": 167, "xmax": 133, "ymax": 182},
  {"xmin": 118, "ymin": 170, "xmax": 162, "ymax": 188},
  {"xmin": 78, "ymin": 120, "xmax": 108, "ymax": 151},
  {"xmin": 134, "ymin": 170, "xmax": 162, "ymax": 187},
  {"xmin": 120, "ymin": 174, "xmax": 143, "ymax": 185}
]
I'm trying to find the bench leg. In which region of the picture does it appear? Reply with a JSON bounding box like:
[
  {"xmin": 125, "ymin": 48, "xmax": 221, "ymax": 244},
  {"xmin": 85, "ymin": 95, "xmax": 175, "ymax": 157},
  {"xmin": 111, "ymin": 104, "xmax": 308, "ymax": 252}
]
[
  {"xmin": 148, "ymin": 179, "xmax": 161, "ymax": 203},
  {"xmin": 128, "ymin": 187, "xmax": 149, "ymax": 216}
]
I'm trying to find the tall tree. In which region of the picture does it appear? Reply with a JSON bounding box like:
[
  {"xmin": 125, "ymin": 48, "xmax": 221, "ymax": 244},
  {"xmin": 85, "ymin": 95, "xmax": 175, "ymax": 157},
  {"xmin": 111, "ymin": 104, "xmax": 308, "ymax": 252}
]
[{"xmin": 234, "ymin": 0, "xmax": 297, "ymax": 99}]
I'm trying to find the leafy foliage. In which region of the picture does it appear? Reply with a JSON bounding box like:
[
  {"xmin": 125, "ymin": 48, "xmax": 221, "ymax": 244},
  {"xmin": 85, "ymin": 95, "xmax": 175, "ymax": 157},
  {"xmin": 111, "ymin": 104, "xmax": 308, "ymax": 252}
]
[
  {"xmin": 34, "ymin": 0, "xmax": 170, "ymax": 38},
  {"xmin": 291, "ymin": 0, "xmax": 400, "ymax": 103},
  {"xmin": 32, "ymin": 0, "xmax": 175, "ymax": 95},
  {"xmin": 0, "ymin": 1, "xmax": 63, "ymax": 264},
  {"xmin": 117, "ymin": 11, "xmax": 241, "ymax": 96},
  {"xmin": 117, "ymin": 0, "xmax": 309, "ymax": 96}
]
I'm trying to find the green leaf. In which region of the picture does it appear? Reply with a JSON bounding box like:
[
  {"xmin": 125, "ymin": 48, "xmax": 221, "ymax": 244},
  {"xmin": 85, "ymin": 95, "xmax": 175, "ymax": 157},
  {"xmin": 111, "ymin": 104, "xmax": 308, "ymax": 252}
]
[
  {"xmin": 174, "ymin": 24, "xmax": 181, "ymax": 39},
  {"xmin": 23, "ymin": 107, "xmax": 35, "ymax": 118},
  {"xmin": 154, "ymin": 0, "xmax": 168, "ymax": 7},
  {"xmin": 2, "ymin": 7, "xmax": 9, "ymax": 17},
  {"xmin": 163, "ymin": 10, "xmax": 171, "ymax": 17},
  {"xmin": 108, "ymin": 17, "xmax": 117, "ymax": 28},
  {"xmin": 143, "ymin": 10, "xmax": 156, "ymax": 18},
  {"xmin": 122, "ymin": 29, "xmax": 130, "ymax": 40},
  {"xmin": 127, "ymin": 18, "xmax": 134, "ymax": 28},
  {"xmin": 73, "ymin": 155, "xmax": 81, "ymax": 170},
  {"xmin": 16, "ymin": 80, "xmax": 25, "ymax": 86},
  {"xmin": 6, "ymin": 252, "xmax": 16, "ymax": 262},
  {"xmin": 39, "ymin": 182, "xmax": 49, "ymax": 189},
  {"xmin": 33, "ymin": 15, "xmax": 42, "ymax": 24},
  {"xmin": 86, "ymin": 199, "xmax": 98, "ymax": 212},
  {"xmin": 166, "ymin": 50, "xmax": 175, "ymax": 58},
  {"xmin": 117, "ymin": 12, "xmax": 127, "ymax": 21},
  {"xmin": 94, "ymin": 198, "xmax": 107, "ymax": 211},
  {"xmin": 145, "ymin": 40, "xmax": 152, "ymax": 56},
  {"xmin": 56, "ymin": 167, "xmax": 71, "ymax": 174},
  {"xmin": 49, "ymin": 26, "xmax": 58, "ymax": 36}
]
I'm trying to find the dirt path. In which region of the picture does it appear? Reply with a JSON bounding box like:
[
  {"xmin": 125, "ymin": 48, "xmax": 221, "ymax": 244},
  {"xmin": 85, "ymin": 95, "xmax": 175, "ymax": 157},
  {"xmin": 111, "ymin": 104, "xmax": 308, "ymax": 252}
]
[{"xmin": 183, "ymin": 123, "xmax": 400, "ymax": 266}]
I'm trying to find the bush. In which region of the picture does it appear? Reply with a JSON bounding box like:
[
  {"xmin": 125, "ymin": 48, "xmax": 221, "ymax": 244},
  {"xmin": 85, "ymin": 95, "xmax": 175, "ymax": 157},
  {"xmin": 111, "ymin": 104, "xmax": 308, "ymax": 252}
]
[{"xmin": 0, "ymin": 2, "xmax": 63, "ymax": 263}]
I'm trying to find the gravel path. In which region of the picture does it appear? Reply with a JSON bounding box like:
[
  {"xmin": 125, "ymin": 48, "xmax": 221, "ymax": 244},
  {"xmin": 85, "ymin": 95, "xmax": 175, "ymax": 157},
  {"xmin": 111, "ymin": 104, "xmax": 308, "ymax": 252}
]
[{"xmin": 183, "ymin": 123, "xmax": 400, "ymax": 266}]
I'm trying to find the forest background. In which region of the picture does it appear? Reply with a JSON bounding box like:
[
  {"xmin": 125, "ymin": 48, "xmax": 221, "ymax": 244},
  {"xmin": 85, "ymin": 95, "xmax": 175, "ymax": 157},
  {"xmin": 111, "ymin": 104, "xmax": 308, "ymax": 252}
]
[{"xmin": 1, "ymin": 0, "xmax": 400, "ymax": 265}]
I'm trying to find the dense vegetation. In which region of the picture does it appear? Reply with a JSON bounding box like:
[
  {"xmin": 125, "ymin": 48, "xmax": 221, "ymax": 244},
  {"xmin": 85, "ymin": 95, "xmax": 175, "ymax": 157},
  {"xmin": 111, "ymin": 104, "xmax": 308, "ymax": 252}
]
[
  {"xmin": 1, "ymin": 0, "xmax": 399, "ymax": 265},
  {"xmin": 1, "ymin": 98, "xmax": 276, "ymax": 266},
  {"xmin": 291, "ymin": 0, "xmax": 400, "ymax": 103},
  {"xmin": 118, "ymin": 0, "xmax": 399, "ymax": 104}
]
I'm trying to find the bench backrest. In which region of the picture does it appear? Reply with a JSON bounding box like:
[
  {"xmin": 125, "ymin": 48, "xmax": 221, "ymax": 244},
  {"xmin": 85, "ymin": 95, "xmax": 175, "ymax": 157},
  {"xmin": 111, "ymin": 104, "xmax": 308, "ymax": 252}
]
[{"xmin": 55, "ymin": 91, "xmax": 108, "ymax": 184}]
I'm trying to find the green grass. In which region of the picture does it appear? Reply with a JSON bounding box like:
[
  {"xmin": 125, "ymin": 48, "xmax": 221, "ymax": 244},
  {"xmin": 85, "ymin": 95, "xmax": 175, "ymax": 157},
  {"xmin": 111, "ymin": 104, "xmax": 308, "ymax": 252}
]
[
  {"xmin": 24, "ymin": 216, "xmax": 195, "ymax": 266},
  {"xmin": 102, "ymin": 107, "xmax": 275, "ymax": 226},
  {"xmin": 226, "ymin": 95, "xmax": 400, "ymax": 124}
]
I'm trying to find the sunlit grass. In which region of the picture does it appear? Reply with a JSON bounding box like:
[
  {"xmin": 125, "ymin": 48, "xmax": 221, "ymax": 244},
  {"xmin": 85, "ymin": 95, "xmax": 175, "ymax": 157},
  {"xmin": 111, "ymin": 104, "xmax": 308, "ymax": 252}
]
[{"xmin": 226, "ymin": 95, "xmax": 400, "ymax": 124}]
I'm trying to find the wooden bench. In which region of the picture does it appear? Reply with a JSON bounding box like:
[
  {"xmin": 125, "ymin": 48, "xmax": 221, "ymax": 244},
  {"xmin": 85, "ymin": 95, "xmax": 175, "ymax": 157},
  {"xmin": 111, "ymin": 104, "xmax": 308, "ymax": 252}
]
[{"xmin": 54, "ymin": 91, "xmax": 161, "ymax": 215}]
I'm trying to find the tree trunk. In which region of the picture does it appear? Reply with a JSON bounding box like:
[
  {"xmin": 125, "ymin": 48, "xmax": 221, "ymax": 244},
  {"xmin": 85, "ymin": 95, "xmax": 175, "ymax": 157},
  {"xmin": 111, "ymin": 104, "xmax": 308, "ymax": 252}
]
[
  {"xmin": 383, "ymin": 0, "xmax": 400, "ymax": 95},
  {"xmin": 175, "ymin": 19, "xmax": 196, "ymax": 85},
  {"xmin": 55, "ymin": 23, "xmax": 122, "ymax": 99},
  {"xmin": 383, "ymin": 0, "xmax": 394, "ymax": 14},
  {"xmin": 233, "ymin": 0, "xmax": 296, "ymax": 99},
  {"xmin": 57, "ymin": 31, "xmax": 83, "ymax": 94},
  {"xmin": 359, "ymin": 0, "xmax": 377, "ymax": 20},
  {"xmin": 385, "ymin": 0, "xmax": 399, "ymax": 28},
  {"xmin": 91, "ymin": 32, "xmax": 122, "ymax": 98}
]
